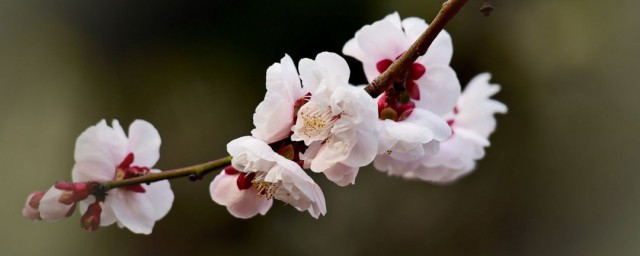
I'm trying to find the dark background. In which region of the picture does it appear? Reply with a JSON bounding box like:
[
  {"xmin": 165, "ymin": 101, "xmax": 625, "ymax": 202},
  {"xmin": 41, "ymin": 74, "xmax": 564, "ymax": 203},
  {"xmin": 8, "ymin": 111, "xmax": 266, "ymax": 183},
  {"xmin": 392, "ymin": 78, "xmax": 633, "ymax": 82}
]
[{"xmin": 2, "ymin": 0, "xmax": 639, "ymax": 255}]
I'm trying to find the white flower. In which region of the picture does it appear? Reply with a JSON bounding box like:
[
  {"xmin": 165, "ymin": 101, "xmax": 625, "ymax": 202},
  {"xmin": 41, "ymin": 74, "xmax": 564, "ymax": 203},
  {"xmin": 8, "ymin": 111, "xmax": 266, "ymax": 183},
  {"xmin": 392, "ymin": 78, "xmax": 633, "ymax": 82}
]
[
  {"xmin": 403, "ymin": 73, "xmax": 507, "ymax": 182},
  {"xmin": 70, "ymin": 119, "xmax": 174, "ymax": 234},
  {"xmin": 343, "ymin": 12, "xmax": 460, "ymax": 115},
  {"xmin": 251, "ymin": 53, "xmax": 378, "ymax": 186},
  {"xmin": 213, "ymin": 136, "xmax": 326, "ymax": 218},
  {"xmin": 343, "ymin": 12, "xmax": 460, "ymax": 173}
]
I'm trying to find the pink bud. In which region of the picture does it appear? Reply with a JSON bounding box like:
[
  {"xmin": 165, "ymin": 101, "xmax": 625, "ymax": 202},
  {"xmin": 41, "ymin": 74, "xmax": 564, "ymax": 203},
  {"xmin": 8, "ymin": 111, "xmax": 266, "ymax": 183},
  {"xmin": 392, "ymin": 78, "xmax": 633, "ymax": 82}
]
[
  {"xmin": 22, "ymin": 191, "xmax": 44, "ymax": 221},
  {"xmin": 39, "ymin": 186, "xmax": 76, "ymax": 221},
  {"xmin": 80, "ymin": 202, "xmax": 102, "ymax": 232}
]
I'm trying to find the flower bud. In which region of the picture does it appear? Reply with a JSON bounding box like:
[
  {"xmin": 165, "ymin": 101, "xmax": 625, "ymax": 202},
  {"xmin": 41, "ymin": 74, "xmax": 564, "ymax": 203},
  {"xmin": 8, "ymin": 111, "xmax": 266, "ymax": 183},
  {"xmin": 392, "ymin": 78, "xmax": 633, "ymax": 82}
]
[
  {"xmin": 80, "ymin": 202, "xmax": 102, "ymax": 232},
  {"xmin": 39, "ymin": 186, "xmax": 77, "ymax": 221}
]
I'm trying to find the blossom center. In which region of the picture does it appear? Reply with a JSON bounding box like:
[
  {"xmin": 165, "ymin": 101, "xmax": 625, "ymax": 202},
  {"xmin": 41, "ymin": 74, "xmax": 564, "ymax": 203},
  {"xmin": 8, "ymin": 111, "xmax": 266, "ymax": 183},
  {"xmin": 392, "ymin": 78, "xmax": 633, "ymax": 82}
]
[
  {"xmin": 251, "ymin": 172, "xmax": 280, "ymax": 200},
  {"xmin": 297, "ymin": 101, "xmax": 341, "ymax": 142},
  {"xmin": 114, "ymin": 153, "xmax": 150, "ymax": 193}
]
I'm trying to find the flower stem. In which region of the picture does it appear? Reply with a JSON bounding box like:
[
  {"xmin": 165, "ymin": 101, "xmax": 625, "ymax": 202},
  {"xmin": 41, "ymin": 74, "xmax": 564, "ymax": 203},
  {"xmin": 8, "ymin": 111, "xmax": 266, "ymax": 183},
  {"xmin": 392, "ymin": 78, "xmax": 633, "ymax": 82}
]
[
  {"xmin": 364, "ymin": 0, "xmax": 470, "ymax": 98},
  {"xmin": 102, "ymin": 156, "xmax": 232, "ymax": 191}
]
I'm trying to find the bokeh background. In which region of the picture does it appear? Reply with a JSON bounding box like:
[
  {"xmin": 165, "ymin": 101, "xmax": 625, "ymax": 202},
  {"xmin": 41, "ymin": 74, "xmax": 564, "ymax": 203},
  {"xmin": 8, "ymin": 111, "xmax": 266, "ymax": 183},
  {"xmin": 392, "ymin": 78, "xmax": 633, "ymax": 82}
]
[{"xmin": 2, "ymin": 0, "xmax": 639, "ymax": 255}]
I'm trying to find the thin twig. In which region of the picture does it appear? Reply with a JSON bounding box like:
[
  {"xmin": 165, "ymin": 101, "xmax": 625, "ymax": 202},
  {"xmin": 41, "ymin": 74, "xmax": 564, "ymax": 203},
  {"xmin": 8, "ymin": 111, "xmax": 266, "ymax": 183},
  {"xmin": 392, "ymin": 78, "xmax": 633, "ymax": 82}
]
[
  {"xmin": 364, "ymin": 0, "xmax": 470, "ymax": 98},
  {"xmin": 102, "ymin": 156, "xmax": 232, "ymax": 191}
]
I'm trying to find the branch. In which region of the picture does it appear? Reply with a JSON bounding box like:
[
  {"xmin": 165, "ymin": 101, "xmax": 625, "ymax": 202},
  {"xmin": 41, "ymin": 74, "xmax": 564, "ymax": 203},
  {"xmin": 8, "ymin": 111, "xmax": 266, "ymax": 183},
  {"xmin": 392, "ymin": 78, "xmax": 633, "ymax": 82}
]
[
  {"xmin": 101, "ymin": 156, "xmax": 232, "ymax": 191},
  {"xmin": 364, "ymin": 0, "xmax": 470, "ymax": 97}
]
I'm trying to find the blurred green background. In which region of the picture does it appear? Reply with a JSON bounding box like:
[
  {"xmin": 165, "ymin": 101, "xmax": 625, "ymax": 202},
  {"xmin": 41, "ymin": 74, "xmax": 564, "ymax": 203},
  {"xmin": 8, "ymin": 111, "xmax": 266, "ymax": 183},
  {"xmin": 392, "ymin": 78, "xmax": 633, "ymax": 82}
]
[{"xmin": 2, "ymin": 0, "xmax": 639, "ymax": 255}]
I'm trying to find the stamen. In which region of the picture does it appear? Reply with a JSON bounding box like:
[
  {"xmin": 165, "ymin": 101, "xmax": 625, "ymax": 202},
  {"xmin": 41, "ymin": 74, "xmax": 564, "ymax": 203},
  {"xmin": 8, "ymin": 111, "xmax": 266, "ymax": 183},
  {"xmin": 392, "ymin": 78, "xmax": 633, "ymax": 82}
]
[
  {"xmin": 251, "ymin": 172, "xmax": 280, "ymax": 200},
  {"xmin": 298, "ymin": 102, "xmax": 341, "ymax": 141}
]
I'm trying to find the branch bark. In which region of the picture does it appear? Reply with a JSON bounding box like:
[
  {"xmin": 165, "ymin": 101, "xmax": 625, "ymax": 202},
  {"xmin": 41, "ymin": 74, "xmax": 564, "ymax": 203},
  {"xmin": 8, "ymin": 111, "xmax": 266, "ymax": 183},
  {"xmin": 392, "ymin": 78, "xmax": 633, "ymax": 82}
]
[
  {"xmin": 364, "ymin": 0, "xmax": 469, "ymax": 98},
  {"xmin": 102, "ymin": 156, "xmax": 232, "ymax": 191}
]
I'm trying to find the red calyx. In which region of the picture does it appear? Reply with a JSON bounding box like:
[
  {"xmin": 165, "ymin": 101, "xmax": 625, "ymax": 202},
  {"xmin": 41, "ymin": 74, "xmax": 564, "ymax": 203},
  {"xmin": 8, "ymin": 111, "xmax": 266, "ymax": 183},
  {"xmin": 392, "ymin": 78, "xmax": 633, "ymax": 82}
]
[
  {"xmin": 28, "ymin": 191, "xmax": 45, "ymax": 209},
  {"xmin": 236, "ymin": 172, "xmax": 256, "ymax": 190},
  {"xmin": 55, "ymin": 181, "xmax": 92, "ymax": 205},
  {"xmin": 409, "ymin": 63, "xmax": 426, "ymax": 80},
  {"xmin": 224, "ymin": 165, "xmax": 240, "ymax": 175},
  {"xmin": 376, "ymin": 59, "xmax": 393, "ymax": 73},
  {"xmin": 115, "ymin": 153, "xmax": 150, "ymax": 193}
]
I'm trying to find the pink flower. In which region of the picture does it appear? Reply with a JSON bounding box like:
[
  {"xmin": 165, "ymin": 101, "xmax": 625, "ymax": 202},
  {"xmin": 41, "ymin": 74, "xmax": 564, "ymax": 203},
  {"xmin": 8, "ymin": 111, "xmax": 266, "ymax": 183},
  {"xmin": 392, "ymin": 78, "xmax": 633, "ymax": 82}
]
[{"xmin": 210, "ymin": 136, "xmax": 326, "ymax": 218}]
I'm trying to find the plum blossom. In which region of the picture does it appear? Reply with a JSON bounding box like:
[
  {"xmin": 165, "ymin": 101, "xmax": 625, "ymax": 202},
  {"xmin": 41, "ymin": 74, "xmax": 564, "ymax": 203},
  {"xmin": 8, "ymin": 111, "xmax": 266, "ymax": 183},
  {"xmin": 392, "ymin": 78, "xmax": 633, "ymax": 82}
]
[
  {"xmin": 210, "ymin": 136, "xmax": 326, "ymax": 218},
  {"xmin": 343, "ymin": 12, "xmax": 460, "ymax": 172},
  {"xmin": 29, "ymin": 120, "xmax": 174, "ymax": 234},
  {"xmin": 251, "ymin": 52, "xmax": 378, "ymax": 186},
  {"xmin": 395, "ymin": 73, "xmax": 507, "ymax": 182}
]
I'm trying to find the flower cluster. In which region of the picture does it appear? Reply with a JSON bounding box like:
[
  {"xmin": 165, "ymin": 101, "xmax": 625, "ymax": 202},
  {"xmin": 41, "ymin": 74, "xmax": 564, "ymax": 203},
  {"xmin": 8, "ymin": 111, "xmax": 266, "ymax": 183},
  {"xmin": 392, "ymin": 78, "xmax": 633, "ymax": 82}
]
[
  {"xmin": 24, "ymin": 120, "xmax": 173, "ymax": 234},
  {"xmin": 23, "ymin": 12, "xmax": 506, "ymax": 234}
]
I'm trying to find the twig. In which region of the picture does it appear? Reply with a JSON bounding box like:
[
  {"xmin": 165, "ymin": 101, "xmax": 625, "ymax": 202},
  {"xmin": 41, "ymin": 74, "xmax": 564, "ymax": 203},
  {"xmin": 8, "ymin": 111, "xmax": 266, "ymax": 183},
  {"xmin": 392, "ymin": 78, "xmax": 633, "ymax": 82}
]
[
  {"xmin": 364, "ymin": 0, "xmax": 470, "ymax": 98},
  {"xmin": 101, "ymin": 156, "xmax": 232, "ymax": 191}
]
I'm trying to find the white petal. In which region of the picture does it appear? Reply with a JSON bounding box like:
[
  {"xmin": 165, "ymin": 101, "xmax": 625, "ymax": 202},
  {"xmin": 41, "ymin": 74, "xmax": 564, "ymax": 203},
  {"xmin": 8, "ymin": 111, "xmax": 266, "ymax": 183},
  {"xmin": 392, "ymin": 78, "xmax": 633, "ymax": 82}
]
[
  {"xmin": 314, "ymin": 52, "xmax": 351, "ymax": 85},
  {"xmin": 110, "ymin": 190, "xmax": 157, "ymax": 234},
  {"xmin": 73, "ymin": 120, "xmax": 127, "ymax": 182},
  {"xmin": 342, "ymin": 37, "xmax": 365, "ymax": 61},
  {"xmin": 413, "ymin": 66, "xmax": 461, "ymax": 116},
  {"xmin": 341, "ymin": 130, "xmax": 377, "ymax": 168},
  {"xmin": 309, "ymin": 141, "xmax": 349, "ymax": 172},
  {"xmin": 403, "ymin": 18, "xmax": 453, "ymax": 67},
  {"xmin": 323, "ymin": 163, "xmax": 358, "ymax": 186},
  {"xmin": 127, "ymin": 120, "xmax": 161, "ymax": 168},
  {"xmin": 72, "ymin": 156, "xmax": 115, "ymax": 183},
  {"xmin": 298, "ymin": 58, "xmax": 321, "ymax": 94},
  {"xmin": 456, "ymin": 73, "xmax": 507, "ymax": 137},
  {"xmin": 141, "ymin": 170, "xmax": 174, "ymax": 220},
  {"xmin": 252, "ymin": 91, "xmax": 295, "ymax": 143},
  {"xmin": 227, "ymin": 136, "xmax": 278, "ymax": 172},
  {"xmin": 253, "ymin": 55, "xmax": 304, "ymax": 143},
  {"xmin": 356, "ymin": 14, "xmax": 409, "ymax": 62},
  {"xmin": 406, "ymin": 108, "xmax": 452, "ymax": 141}
]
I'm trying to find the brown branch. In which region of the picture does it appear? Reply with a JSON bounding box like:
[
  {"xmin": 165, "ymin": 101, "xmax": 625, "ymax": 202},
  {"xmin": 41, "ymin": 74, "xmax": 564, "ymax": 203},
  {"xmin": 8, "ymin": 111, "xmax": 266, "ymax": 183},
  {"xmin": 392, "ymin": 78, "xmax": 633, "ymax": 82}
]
[
  {"xmin": 101, "ymin": 156, "xmax": 232, "ymax": 191},
  {"xmin": 364, "ymin": 0, "xmax": 470, "ymax": 98}
]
